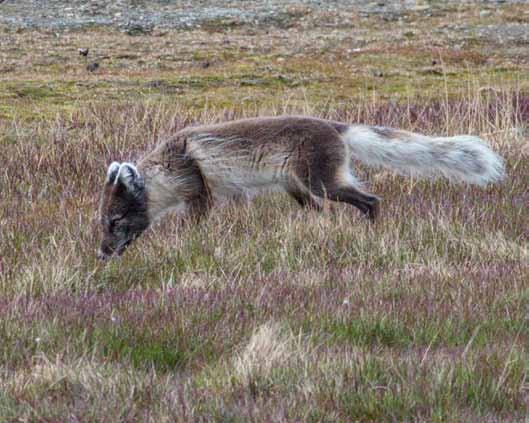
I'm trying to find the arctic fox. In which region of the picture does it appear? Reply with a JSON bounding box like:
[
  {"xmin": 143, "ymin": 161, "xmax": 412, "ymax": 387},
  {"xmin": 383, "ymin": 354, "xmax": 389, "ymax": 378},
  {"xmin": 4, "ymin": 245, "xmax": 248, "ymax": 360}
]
[{"xmin": 97, "ymin": 116, "xmax": 505, "ymax": 259}]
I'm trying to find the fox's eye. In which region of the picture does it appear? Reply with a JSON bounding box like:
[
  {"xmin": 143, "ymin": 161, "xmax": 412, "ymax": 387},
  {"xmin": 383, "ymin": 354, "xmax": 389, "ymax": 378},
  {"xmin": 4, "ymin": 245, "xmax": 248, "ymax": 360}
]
[{"xmin": 108, "ymin": 216, "xmax": 124, "ymax": 232}]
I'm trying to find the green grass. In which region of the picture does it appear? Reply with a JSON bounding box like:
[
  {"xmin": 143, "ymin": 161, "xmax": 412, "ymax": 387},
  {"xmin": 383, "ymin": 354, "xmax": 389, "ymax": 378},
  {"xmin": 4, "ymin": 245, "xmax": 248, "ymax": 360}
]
[{"xmin": 94, "ymin": 328, "xmax": 189, "ymax": 371}]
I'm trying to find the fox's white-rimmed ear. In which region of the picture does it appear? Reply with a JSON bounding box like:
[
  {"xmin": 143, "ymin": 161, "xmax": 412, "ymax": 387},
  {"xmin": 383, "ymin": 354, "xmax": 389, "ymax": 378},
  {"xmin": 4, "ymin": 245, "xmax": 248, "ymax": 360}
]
[
  {"xmin": 116, "ymin": 162, "xmax": 144, "ymax": 191},
  {"xmin": 106, "ymin": 162, "xmax": 121, "ymax": 184}
]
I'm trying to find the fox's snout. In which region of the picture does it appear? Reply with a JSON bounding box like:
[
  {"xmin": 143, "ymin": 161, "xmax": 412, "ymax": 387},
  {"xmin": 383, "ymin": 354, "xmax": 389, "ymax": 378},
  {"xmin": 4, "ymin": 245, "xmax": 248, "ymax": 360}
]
[
  {"xmin": 97, "ymin": 236, "xmax": 135, "ymax": 260},
  {"xmin": 96, "ymin": 247, "xmax": 124, "ymax": 261},
  {"xmin": 96, "ymin": 249, "xmax": 110, "ymax": 261},
  {"xmin": 96, "ymin": 241, "xmax": 120, "ymax": 261}
]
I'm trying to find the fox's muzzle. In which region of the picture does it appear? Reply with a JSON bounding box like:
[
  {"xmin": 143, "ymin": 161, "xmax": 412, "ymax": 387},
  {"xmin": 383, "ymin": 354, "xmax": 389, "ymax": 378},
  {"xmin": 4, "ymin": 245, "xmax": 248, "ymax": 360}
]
[
  {"xmin": 97, "ymin": 237, "xmax": 134, "ymax": 260},
  {"xmin": 96, "ymin": 249, "xmax": 111, "ymax": 261}
]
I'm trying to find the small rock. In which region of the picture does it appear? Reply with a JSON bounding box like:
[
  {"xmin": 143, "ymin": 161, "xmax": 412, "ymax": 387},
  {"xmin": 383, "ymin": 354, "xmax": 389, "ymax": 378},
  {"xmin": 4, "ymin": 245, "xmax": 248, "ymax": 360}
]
[
  {"xmin": 146, "ymin": 80, "xmax": 163, "ymax": 88},
  {"xmin": 412, "ymin": 5, "xmax": 431, "ymax": 12},
  {"xmin": 382, "ymin": 13, "xmax": 400, "ymax": 22},
  {"xmin": 480, "ymin": 10, "xmax": 492, "ymax": 18},
  {"xmin": 124, "ymin": 22, "xmax": 153, "ymax": 36},
  {"xmin": 419, "ymin": 66, "xmax": 443, "ymax": 75},
  {"xmin": 86, "ymin": 62, "xmax": 99, "ymax": 72}
]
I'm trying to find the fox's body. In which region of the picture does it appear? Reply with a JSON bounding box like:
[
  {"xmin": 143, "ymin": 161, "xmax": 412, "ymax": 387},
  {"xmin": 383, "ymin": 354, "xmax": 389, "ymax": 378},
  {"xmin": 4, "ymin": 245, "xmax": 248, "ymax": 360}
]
[{"xmin": 98, "ymin": 116, "xmax": 505, "ymax": 259}]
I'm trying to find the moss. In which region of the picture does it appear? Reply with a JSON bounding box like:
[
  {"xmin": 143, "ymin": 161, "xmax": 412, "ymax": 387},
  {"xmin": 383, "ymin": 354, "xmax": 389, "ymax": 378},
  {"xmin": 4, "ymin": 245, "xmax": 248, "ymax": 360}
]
[
  {"xmin": 325, "ymin": 317, "xmax": 413, "ymax": 348},
  {"xmin": 94, "ymin": 327, "xmax": 187, "ymax": 371},
  {"xmin": 10, "ymin": 84, "xmax": 58, "ymax": 100},
  {"xmin": 0, "ymin": 131, "xmax": 20, "ymax": 146}
]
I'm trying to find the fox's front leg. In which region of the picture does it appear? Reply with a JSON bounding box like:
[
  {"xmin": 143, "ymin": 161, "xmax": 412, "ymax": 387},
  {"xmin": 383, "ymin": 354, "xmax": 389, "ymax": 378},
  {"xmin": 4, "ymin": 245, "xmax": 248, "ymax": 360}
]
[
  {"xmin": 182, "ymin": 192, "xmax": 212, "ymax": 226},
  {"xmin": 285, "ymin": 178, "xmax": 323, "ymax": 211}
]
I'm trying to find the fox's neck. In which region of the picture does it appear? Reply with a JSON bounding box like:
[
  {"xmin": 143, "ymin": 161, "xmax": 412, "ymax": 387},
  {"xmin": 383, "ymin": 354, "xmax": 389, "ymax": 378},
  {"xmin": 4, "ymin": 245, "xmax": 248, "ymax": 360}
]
[{"xmin": 141, "ymin": 165, "xmax": 187, "ymax": 222}]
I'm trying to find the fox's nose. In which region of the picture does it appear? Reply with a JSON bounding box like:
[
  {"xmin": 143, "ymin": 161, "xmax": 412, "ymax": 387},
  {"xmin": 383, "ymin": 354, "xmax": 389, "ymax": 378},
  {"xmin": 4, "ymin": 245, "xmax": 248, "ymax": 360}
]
[{"xmin": 96, "ymin": 249, "xmax": 110, "ymax": 261}]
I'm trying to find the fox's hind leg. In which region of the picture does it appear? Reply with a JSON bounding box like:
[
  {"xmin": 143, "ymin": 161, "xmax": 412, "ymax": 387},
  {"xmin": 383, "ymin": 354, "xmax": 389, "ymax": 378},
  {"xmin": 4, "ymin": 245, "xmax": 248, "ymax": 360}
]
[
  {"xmin": 326, "ymin": 185, "xmax": 380, "ymax": 221},
  {"xmin": 323, "ymin": 162, "xmax": 380, "ymax": 221},
  {"xmin": 323, "ymin": 164, "xmax": 380, "ymax": 221},
  {"xmin": 292, "ymin": 128, "xmax": 380, "ymax": 220}
]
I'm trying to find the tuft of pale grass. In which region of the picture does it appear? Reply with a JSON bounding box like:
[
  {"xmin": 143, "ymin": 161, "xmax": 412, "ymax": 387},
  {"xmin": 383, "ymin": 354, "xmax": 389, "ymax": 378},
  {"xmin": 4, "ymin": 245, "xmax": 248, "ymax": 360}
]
[
  {"xmin": 16, "ymin": 249, "xmax": 84, "ymax": 297},
  {"xmin": 233, "ymin": 321, "xmax": 298, "ymax": 388}
]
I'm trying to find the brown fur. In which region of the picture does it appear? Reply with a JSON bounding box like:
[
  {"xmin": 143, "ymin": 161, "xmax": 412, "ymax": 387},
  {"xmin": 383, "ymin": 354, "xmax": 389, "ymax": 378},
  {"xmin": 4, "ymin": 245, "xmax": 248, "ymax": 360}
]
[{"xmin": 141, "ymin": 116, "xmax": 377, "ymax": 217}]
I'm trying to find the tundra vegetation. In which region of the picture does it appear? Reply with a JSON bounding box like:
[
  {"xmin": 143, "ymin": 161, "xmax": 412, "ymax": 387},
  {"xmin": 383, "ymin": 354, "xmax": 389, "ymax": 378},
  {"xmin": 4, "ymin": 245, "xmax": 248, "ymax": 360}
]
[{"xmin": 0, "ymin": 2, "xmax": 528, "ymax": 421}]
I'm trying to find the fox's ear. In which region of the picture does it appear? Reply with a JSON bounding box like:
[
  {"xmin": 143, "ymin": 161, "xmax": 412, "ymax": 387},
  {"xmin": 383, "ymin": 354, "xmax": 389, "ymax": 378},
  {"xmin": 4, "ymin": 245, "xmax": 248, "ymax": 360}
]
[
  {"xmin": 116, "ymin": 162, "xmax": 144, "ymax": 191},
  {"xmin": 106, "ymin": 162, "xmax": 121, "ymax": 184}
]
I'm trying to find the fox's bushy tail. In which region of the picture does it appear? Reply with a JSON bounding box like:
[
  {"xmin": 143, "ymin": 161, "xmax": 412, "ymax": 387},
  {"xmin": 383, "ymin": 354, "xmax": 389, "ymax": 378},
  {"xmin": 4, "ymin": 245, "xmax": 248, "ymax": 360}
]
[{"xmin": 341, "ymin": 126, "xmax": 505, "ymax": 186}]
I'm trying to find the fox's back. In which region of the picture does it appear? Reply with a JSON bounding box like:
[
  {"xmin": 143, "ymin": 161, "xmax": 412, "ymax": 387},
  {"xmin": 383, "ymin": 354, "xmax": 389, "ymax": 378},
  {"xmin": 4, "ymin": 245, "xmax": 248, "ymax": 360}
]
[
  {"xmin": 177, "ymin": 116, "xmax": 347, "ymax": 198},
  {"xmin": 179, "ymin": 115, "xmax": 347, "ymax": 143}
]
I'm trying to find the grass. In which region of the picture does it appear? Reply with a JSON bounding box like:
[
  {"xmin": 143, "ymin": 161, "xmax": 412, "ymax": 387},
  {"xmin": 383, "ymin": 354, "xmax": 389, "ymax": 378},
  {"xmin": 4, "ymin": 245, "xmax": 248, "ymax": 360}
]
[
  {"xmin": 1, "ymin": 93, "xmax": 527, "ymax": 422},
  {"xmin": 1, "ymin": 2, "xmax": 529, "ymax": 421}
]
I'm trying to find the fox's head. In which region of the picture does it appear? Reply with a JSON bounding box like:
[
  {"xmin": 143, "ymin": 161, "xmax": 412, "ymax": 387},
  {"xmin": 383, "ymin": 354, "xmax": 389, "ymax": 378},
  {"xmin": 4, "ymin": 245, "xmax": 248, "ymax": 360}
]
[{"xmin": 97, "ymin": 162, "xmax": 150, "ymax": 260}]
